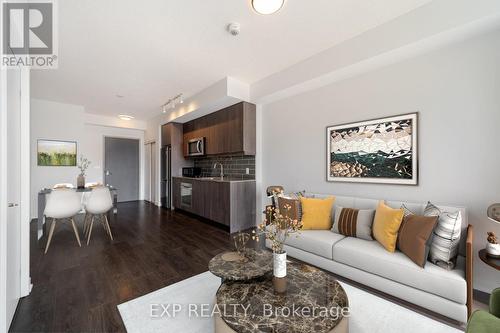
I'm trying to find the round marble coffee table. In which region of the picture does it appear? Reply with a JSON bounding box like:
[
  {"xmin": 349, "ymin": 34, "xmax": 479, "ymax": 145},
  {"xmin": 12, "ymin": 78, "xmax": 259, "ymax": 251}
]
[
  {"xmin": 215, "ymin": 262, "xmax": 349, "ymax": 333},
  {"xmin": 209, "ymin": 249, "xmax": 273, "ymax": 281}
]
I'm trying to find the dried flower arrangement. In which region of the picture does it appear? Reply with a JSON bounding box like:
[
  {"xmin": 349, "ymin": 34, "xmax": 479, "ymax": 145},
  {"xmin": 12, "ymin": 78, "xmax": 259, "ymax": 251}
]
[
  {"xmin": 253, "ymin": 204, "xmax": 302, "ymax": 254},
  {"xmin": 78, "ymin": 155, "xmax": 91, "ymax": 176},
  {"xmin": 487, "ymin": 232, "xmax": 498, "ymax": 244}
]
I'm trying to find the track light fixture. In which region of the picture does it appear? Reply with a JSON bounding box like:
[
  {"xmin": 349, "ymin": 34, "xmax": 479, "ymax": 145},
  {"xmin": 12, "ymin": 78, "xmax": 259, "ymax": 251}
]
[{"xmin": 161, "ymin": 93, "xmax": 183, "ymax": 114}]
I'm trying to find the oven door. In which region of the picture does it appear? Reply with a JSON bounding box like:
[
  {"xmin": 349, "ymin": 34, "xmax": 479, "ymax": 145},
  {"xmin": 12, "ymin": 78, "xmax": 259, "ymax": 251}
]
[
  {"xmin": 180, "ymin": 182, "xmax": 192, "ymax": 208},
  {"xmin": 187, "ymin": 138, "xmax": 205, "ymax": 156}
]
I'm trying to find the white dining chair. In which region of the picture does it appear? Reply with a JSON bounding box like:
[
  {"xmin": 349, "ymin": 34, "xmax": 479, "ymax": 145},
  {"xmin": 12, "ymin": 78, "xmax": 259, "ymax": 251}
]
[
  {"xmin": 80, "ymin": 183, "xmax": 102, "ymax": 225},
  {"xmin": 84, "ymin": 187, "xmax": 114, "ymax": 245},
  {"xmin": 80, "ymin": 182, "xmax": 101, "ymax": 212},
  {"xmin": 44, "ymin": 188, "xmax": 82, "ymax": 254}
]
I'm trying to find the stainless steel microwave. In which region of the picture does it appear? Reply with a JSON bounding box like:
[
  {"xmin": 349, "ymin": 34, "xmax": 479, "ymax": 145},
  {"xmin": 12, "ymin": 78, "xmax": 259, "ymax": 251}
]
[{"xmin": 187, "ymin": 137, "xmax": 205, "ymax": 156}]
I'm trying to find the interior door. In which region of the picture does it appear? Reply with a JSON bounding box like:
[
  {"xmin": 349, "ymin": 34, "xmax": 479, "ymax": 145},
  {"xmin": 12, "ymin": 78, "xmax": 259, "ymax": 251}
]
[
  {"xmin": 5, "ymin": 67, "xmax": 22, "ymax": 331},
  {"xmin": 104, "ymin": 137, "xmax": 140, "ymax": 202}
]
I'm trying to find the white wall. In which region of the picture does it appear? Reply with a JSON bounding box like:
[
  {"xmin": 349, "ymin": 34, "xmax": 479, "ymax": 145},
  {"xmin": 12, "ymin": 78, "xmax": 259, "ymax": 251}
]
[
  {"xmin": 145, "ymin": 77, "xmax": 248, "ymax": 205},
  {"xmin": 30, "ymin": 99, "xmax": 145, "ymax": 218},
  {"xmin": 261, "ymin": 28, "xmax": 500, "ymax": 293},
  {"xmin": 251, "ymin": 0, "xmax": 500, "ymax": 104},
  {"xmin": 83, "ymin": 123, "xmax": 145, "ymax": 188}
]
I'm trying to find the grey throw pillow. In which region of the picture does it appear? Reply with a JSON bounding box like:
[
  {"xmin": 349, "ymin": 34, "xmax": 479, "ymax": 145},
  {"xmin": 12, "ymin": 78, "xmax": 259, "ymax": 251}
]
[
  {"xmin": 332, "ymin": 206, "xmax": 375, "ymax": 240},
  {"xmin": 424, "ymin": 202, "xmax": 462, "ymax": 270},
  {"xmin": 401, "ymin": 204, "xmax": 415, "ymax": 218}
]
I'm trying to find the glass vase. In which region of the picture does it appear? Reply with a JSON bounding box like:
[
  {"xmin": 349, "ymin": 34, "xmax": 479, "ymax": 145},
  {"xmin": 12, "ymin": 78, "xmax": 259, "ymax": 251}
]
[{"xmin": 77, "ymin": 174, "xmax": 85, "ymax": 189}]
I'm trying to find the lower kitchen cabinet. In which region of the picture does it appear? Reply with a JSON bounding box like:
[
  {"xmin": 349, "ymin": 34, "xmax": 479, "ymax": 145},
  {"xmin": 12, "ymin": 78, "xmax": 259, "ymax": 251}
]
[{"xmin": 172, "ymin": 177, "xmax": 255, "ymax": 232}]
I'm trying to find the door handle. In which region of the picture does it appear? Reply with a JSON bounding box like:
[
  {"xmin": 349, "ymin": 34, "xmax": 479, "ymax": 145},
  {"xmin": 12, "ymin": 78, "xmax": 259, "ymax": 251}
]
[
  {"xmin": 105, "ymin": 170, "xmax": 112, "ymax": 176},
  {"xmin": 8, "ymin": 203, "xmax": 19, "ymax": 207}
]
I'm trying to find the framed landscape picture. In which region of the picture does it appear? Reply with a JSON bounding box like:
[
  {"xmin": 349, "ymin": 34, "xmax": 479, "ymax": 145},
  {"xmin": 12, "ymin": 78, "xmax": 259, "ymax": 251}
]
[
  {"xmin": 37, "ymin": 140, "xmax": 77, "ymax": 166},
  {"xmin": 327, "ymin": 113, "xmax": 418, "ymax": 185}
]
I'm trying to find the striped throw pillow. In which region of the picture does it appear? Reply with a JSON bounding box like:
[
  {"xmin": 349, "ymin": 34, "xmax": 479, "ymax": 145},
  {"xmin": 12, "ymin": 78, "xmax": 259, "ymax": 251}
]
[
  {"xmin": 424, "ymin": 202, "xmax": 462, "ymax": 270},
  {"xmin": 332, "ymin": 206, "xmax": 375, "ymax": 240}
]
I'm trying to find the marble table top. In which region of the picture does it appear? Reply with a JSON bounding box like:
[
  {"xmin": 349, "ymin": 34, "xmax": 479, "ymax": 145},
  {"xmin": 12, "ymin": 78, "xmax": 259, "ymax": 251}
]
[
  {"xmin": 209, "ymin": 249, "xmax": 273, "ymax": 281},
  {"xmin": 216, "ymin": 262, "xmax": 349, "ymax": 333}
]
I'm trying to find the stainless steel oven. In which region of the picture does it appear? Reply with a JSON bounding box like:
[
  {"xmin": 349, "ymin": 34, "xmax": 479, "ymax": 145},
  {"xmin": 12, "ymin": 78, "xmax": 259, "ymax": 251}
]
[
  {"xmin": 187, "ymin": 137, "xmax": 205, "ymax": 156},
  {"xmin": 180, "ymin": 182, "xmax": 192, "ymax": 208}
]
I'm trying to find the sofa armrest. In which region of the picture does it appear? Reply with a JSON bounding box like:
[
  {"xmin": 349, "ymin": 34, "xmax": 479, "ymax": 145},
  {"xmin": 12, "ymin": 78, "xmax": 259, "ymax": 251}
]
[{"xmin": 466, "ymin": 224, "xmax": 474, "ymax": 320}]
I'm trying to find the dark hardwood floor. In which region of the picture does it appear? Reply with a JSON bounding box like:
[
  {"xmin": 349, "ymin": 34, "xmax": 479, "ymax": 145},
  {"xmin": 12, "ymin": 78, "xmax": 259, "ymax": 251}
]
[
  {"xmin": 10, "ymin": 201, "xmax": 233, "ymax": 333},
  {"xmin": 9, "ymin": 201, "xmax": 486, "ymax": 332}
]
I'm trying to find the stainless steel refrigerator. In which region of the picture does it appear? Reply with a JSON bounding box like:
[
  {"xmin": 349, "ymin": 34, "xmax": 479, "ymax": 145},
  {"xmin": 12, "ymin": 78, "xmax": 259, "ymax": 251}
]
[{"xmin": 161, "ymin": 145, "xmax": 172, "ymax": 209}]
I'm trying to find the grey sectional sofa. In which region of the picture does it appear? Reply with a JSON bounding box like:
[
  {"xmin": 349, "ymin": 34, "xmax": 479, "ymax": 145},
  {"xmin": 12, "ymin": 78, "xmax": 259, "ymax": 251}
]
[{"xmin": 266, "ymin": 194, "xmax": 473, "ymax": 324}]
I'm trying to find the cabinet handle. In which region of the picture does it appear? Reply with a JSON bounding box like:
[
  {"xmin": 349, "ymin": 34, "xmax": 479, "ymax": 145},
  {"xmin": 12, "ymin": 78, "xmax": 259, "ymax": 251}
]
[{"xmin": 8, "ymin": 203, "xmax": 19, "ymax": 207}]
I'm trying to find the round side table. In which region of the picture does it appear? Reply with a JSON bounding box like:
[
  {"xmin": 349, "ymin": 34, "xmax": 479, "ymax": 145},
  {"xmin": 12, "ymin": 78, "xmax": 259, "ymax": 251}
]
[
  {"xmin": 209, "ymin": 249, "xmax": 273, "ymax": 281},
  {"xmin": 479, "ymin": 249, "xmax": 500, "ymax": 270}
]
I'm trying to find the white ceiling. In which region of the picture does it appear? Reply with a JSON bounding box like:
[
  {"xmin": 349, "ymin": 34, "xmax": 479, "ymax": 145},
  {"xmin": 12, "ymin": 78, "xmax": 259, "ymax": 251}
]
[{"xmin": 31, "ymin": 0, "xmax": 433, "ymax": 120}]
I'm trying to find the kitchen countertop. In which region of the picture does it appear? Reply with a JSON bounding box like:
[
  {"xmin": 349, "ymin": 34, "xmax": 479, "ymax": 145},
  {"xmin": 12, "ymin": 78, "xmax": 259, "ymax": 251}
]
[{"xmin": 172, "ymin": 176, "xmax": 255, "ymax": 183}]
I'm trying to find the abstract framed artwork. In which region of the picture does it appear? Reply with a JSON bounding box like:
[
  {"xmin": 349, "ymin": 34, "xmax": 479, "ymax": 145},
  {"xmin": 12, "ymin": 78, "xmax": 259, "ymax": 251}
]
[
  {"xmin": 37, "ymin": 139, "xmax": 77, "ymax": 166},
  {"xmin": 326, "ymin": 113, "xmax": 418, "ymax": 185}
]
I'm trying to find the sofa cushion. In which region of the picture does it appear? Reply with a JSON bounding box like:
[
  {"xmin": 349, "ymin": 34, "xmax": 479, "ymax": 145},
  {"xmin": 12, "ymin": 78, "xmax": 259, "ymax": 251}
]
[
  {"xmin": 425, "ymin": 202, "xmax": 462, "ymax": 270},
  {"xmin": 333, "ymin": 237, "xmax": 466, "ymax": 304},
  {"xmin": 277, "ymin": 197, "xmax": 301, "ymax": 221},
  {"xmin": 373, "ymin": 201, "xmax": 405, "ymax": 252},
  {"xmin": 300, "ymin": 196, "xmax": 336, "ymax": 230},
  {"xmin": 397, "ymin": 214, "xmax": 438, "ymax": 267},
  {"xmin": 332, "ymin": 206, "xmax": 375, "ymax": 240},
  {"xmin": 284, "ymin": 230, "xmax": 345, "ymax": 260}
]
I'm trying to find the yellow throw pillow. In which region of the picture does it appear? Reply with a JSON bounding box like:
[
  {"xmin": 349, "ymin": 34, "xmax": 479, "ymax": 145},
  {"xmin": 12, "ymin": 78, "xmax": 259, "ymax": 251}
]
[
  {"xmin": 300, "ymin": 196, "xmax": 336, "ymax": 230},
  {"xmin": 373, "ymin": 201, "xmax": 405, "ymax": 252}
]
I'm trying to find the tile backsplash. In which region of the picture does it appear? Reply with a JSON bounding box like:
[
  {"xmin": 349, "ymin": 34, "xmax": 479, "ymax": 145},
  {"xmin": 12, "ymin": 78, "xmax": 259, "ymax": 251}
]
[{"xmin": 194, "ymin": 155, "xmax": 255, "ymax": 179}]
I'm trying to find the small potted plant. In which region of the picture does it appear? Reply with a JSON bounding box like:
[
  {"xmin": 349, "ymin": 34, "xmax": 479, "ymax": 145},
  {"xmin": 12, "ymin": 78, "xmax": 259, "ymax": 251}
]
[
  {"xmin": 77, "ymin": 155, "xmax": 91, "ymax": 189},
  {"xmin": 253, "ymin": 203, "xmax": 302, "ymax": 293}
]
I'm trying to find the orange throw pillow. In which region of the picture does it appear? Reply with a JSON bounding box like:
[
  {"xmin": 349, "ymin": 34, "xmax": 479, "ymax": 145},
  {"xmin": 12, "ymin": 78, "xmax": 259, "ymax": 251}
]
[
  {"xmin": 373, "ymin": 201, "xmax": 405, "ymax": 252},
  {"xmin": 300, "ymin": 196, "xmax": 336, "ymax": 230}
]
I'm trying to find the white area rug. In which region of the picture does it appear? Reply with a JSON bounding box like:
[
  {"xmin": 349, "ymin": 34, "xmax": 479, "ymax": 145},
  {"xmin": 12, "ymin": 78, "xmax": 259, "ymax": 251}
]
[{"xmin": 117, "ymin": 271, "xmax": 462, "ymax": 333}]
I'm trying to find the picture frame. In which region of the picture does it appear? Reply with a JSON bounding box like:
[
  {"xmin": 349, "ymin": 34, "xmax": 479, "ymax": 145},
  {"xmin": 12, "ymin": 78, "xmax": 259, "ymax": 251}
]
[
  {"xmin": 326, "ymin": 113, "xmax": 418, "ymax": 185},
  {"xmin": 37, "ymin": 139, "xmax": 77, "ymax": 167}
]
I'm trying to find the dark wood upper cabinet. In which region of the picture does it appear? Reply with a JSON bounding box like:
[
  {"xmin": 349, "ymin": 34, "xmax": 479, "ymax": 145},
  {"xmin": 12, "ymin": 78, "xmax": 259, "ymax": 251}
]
[
  {"xmin": 161, "ymin": 123, "xmax": 172, "ymax": 146},
  {"xmin": 183, "ymin": 102, "xmax": 256, "ymax": 157}
]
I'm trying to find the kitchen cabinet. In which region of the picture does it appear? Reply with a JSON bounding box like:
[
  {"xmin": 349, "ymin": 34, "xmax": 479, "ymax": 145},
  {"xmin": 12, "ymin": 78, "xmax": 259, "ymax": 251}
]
[
  {"xmin": 161, "ymin": 123, "xmax": 172, "ymax": 146},
  {"xmin": 172, "ymin": 177, "xmax": 255, "ymax": 232},
  {"xmin": 172, "ymin": 177, "xmax": 182, "ymax": 208},
  {"xmin": 183, "ymin": 102, "xmax": 256, "ymax": 157},
  {"xmin": 193, "ymin": 180, "xmax": 230, "ymax": 225},
  {"xmin": 161, "ymin": 122, "xmax": 187, "ymax": 209}
]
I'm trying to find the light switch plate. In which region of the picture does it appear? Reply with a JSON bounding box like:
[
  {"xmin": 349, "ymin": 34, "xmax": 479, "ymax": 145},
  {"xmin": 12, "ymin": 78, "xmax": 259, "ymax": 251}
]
[{"xmin": 246, "ymin": 168, "xmax": 249, "ymax": 174}]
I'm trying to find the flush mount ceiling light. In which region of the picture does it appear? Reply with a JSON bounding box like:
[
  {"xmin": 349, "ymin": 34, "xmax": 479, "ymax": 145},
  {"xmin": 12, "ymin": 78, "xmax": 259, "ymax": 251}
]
[
  {"xmin": 251, "ymin": 0, "xmax": 285, "ymax": 15},
  {"xmin": 118, "ymin": 114, "xmax": 134, "ymax": 121},
  {"xmin": 161, "ymin": 93, "xmax": 183, "ymax": 114}
]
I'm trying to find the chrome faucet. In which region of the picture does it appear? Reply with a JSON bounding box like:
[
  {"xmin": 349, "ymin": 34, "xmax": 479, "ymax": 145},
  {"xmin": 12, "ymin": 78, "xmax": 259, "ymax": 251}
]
[{"xmin": 213, "ymin": 162, "xmax": 224, "ymax": 180}]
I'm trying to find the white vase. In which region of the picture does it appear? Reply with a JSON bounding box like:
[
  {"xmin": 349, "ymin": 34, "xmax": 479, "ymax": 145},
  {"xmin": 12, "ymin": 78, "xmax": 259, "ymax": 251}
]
[
  {"xmin": 273, "ymin": 252, "xmax": 287, "ymax": 278},
  {"xmin": 486, "ymin": 242, "xmax": 500, "ymax": 256}
]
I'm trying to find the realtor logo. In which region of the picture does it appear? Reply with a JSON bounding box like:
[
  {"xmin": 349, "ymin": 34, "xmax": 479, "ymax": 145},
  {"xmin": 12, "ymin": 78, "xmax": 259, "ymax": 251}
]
[{"xmin": 2, "ymin": 0, "xmax": 58, "ymax": 68}]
